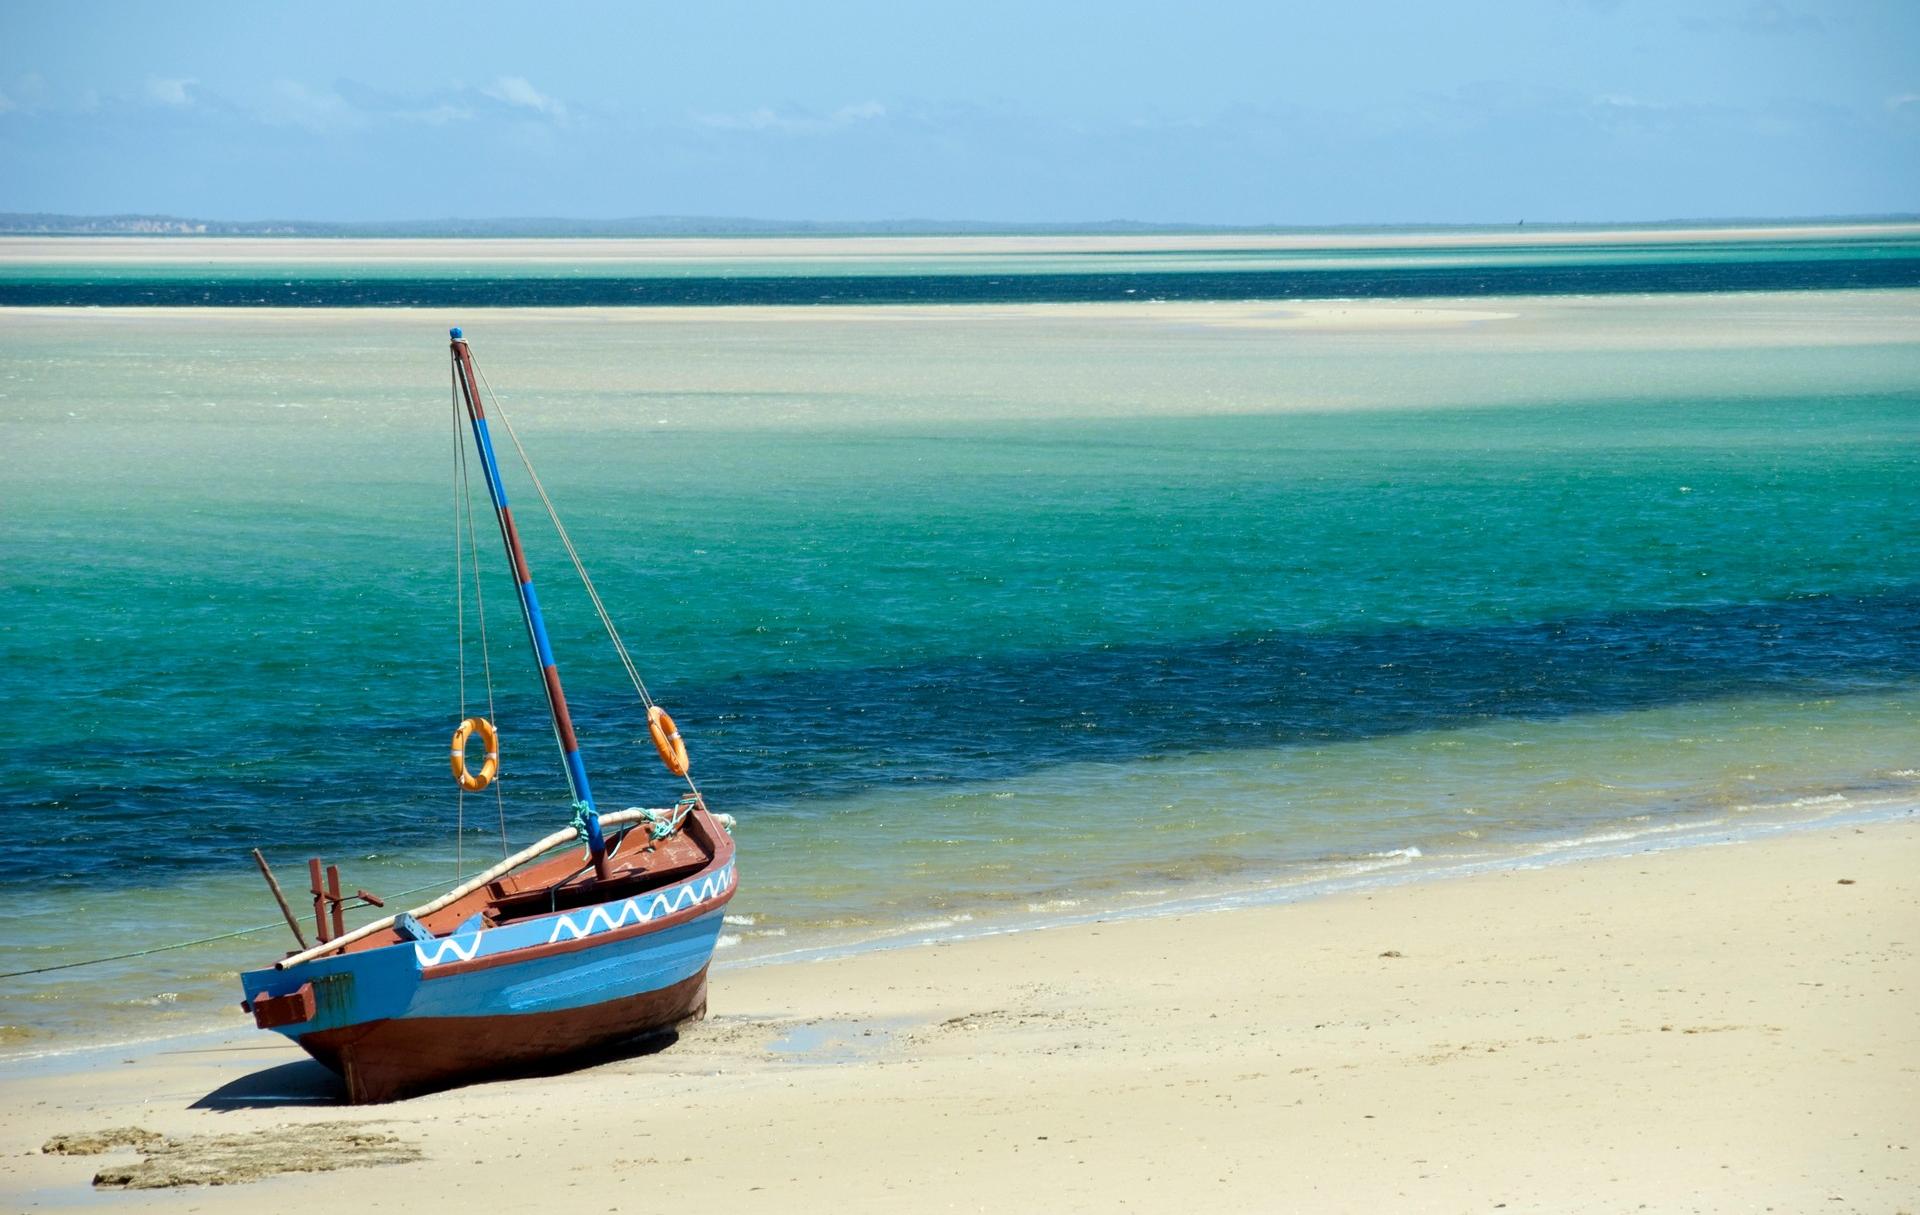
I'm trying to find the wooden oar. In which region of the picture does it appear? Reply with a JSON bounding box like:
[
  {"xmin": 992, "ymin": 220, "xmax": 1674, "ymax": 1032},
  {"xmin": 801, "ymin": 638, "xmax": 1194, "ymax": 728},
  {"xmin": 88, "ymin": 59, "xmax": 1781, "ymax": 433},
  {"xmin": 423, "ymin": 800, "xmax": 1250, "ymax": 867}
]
[{"xmin": 251, "ymin": 849, "xmax": 309, "ymax": 951}]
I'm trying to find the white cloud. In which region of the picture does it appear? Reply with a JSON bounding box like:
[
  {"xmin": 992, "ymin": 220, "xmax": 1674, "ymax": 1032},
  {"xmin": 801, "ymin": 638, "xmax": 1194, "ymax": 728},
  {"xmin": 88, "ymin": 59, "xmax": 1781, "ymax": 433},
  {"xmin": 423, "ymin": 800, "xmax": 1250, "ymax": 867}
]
[
  {"xmin": 399, "ymin": 103, "xmax": 474, "ymax": 126},
  {"xmin": 260, "ymin": 79, "xmax": 363, "ymax": 132},
  {"xmin": 0, "ymin": 74, "xmax": 90, "ymax": 116},
  {"xmin": 1594, "ymin": 94, "xmax": 1669, "ymax": 111},
  {"xmin": 1888, "ymin": 93, "xmax": 1920, "ymax": 112},
  {"xmin": 694, "ymin": 101, "xmax": 888, "ymax": 134},
  {"xmin": 697, "ymin": 106, "xmax": 781, "ymax": 131},
  {"xmin": 146, "ymin": 77, "xmax": 196, "ymax": 107},
  {"xmin": 483, "ymin": 76, "xmax": 566, "ymax": 120}
]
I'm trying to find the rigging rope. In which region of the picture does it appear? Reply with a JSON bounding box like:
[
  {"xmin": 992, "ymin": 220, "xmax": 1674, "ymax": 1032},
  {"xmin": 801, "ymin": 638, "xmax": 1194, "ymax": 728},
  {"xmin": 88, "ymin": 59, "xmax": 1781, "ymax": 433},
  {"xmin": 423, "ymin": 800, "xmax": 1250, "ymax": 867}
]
[
  {"xmin": 463, "ymin": 412, "xmax": 511, "ymax": 861},
  {"xmin": 452, "ymin": 375, "xmax": 466, "ymax": 877},
  {"xmin": 453, "ymin": 362, "xmax": 511, "ymax": 876},
  {"xmin": 7, "ymin": 355, "xmax": 725, "ymax": 989},
  {"xmin": 0, "ymin": 798, "xmax": 740, "ymax": 981},
  {"xmin": 470, "ymin": 361, "xmax": 704, "ymax": 803},
  {"xmin": 0, "ymin": 877, "xmax": 454, "ymax": 982}
]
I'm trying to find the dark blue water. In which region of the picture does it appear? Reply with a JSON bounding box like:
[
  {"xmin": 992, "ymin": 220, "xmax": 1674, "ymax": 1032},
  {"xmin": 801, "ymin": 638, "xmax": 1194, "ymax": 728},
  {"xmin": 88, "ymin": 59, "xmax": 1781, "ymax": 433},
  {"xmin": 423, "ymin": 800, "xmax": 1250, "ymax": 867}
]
[
  {"xmin": 8, "ymin": 396, "xmax": 1919, "ymax": 893},
  {"xmin": 5, "ymin": 250, "xmax": 1920, "ymax": 307}
]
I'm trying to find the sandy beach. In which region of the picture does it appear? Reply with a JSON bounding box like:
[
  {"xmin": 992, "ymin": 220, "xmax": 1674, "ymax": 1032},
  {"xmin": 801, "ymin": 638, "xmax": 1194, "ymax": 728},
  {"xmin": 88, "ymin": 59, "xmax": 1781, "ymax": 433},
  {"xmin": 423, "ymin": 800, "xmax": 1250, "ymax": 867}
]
[
  {"xmin": 3, "ymin": 817, "xmax": 1912, "ymax": 1212},
  {"xmin": 5, "ymin": 222, "xmax": 1918, "ymax": 265}
]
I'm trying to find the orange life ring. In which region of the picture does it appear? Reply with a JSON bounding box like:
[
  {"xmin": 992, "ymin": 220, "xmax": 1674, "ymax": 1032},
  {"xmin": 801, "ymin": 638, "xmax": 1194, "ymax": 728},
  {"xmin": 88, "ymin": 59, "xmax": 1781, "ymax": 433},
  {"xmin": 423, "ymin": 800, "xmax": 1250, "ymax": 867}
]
[
  {"xmin": 451, "ymin": 717, "xmax": 499, "ymax": 791},
  {"xmin": 647, "ymin": 705, "xmax": 691, "ymax": 777}
]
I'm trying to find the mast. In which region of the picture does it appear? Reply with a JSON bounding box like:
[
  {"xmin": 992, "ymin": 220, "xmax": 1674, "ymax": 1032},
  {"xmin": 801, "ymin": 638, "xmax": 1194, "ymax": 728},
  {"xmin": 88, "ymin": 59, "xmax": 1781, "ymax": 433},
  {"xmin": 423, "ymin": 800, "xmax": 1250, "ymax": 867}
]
[{"xmin": 449, "ymin": 329, "xmax": 602, "ymax": 845}]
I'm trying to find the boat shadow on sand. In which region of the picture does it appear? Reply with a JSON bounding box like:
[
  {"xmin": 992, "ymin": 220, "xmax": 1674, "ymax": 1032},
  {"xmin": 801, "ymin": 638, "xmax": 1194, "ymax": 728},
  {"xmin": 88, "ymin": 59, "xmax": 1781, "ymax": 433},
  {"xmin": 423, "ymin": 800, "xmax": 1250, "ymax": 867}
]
[{"xmin": 191, "ymin": 1028, "xmax": 682, "ymax": 1110}]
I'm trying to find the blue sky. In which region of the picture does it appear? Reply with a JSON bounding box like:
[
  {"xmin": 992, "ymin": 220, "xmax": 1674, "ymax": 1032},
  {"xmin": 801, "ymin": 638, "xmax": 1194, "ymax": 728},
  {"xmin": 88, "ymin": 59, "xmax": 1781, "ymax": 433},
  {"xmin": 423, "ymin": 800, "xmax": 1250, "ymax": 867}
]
[{"xmin": 1, "ymin": 0, "xmax": 1915, "ymax": 225}]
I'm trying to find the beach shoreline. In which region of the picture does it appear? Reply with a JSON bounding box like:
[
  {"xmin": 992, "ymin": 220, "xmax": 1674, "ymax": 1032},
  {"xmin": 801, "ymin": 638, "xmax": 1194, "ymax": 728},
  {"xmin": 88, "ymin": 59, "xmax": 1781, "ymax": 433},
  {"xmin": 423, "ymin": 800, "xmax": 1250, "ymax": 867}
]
[
  {"xmin": 4, "ymin": 220, "xmax": 1918, "ymax": 265},
  {"xmin": 3, "ymin": 783, "xmax": 1913, "ymax": 1070},
  {"xmin": 2, "ymin": 813, "xmax": 1912, "ymax": 1211}
]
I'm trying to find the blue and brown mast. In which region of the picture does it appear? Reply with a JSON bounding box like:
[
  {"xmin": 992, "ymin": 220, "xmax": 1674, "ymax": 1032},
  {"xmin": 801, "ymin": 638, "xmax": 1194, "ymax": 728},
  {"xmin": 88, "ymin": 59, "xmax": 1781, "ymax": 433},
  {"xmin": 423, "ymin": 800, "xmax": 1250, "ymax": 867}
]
[{"xmin": 449, "ymin": 328, "xmax": 609, "ymax": 877}]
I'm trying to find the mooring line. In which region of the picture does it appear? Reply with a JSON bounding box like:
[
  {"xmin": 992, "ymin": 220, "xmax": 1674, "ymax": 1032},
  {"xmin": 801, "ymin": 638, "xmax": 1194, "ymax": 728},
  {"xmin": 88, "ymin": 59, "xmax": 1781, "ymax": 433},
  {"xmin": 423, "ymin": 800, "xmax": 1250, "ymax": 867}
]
[{"xmin": 0, "ymin": 877, "xmax": 453, "ymax": 981}]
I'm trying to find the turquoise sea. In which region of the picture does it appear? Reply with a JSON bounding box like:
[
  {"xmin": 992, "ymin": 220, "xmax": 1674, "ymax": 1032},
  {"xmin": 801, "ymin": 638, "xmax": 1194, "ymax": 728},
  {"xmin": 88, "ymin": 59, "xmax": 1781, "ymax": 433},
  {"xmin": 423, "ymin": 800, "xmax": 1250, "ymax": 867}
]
[
  {"xmin": 2, "ymin": 232, "xmax": 1918, "ymax": 1053},
  {"xmin": 3, "ymin": 232, "xmax": 1919, "ymax": 305}
]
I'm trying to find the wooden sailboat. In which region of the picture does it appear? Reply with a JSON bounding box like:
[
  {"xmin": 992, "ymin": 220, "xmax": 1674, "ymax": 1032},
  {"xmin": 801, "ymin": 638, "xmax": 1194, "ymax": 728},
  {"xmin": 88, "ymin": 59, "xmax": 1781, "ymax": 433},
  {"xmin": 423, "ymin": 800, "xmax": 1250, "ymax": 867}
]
[{"xmin": 238, "ymin": 329, "xmax": 737, "ymax": 1103}]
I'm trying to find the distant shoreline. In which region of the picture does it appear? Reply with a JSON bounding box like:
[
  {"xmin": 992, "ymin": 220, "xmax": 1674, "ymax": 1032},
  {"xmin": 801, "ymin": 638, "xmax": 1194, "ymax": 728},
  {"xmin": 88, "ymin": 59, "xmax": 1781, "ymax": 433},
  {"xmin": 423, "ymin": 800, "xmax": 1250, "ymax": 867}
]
[
  {"xmin": 4, "ymin": 219, "xmax": 1920, "ymax": 263},
  {"xmin": 4, "ymin": 212, "xmax": 1920, "ymax": 243}
]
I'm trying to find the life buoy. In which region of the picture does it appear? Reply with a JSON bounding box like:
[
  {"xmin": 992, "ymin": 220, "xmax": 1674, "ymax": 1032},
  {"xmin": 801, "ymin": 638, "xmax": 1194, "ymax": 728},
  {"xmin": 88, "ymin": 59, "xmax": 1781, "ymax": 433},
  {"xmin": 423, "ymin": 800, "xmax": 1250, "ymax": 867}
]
[
  {"xmin": 451, "ymin": 717, "xmax": 499, "ymax": 791},
  {"xmin": 647, "ymin": 705, "xmax": 691, "ymax": 776}
]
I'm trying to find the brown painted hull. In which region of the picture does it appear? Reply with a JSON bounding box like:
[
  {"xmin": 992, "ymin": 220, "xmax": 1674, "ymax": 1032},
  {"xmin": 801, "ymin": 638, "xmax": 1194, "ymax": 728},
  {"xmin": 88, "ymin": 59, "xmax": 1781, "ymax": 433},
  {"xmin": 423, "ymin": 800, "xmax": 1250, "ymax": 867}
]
[{"xmin": 299, "ymin": 966, "xmax": 711, "ymax": 1104}]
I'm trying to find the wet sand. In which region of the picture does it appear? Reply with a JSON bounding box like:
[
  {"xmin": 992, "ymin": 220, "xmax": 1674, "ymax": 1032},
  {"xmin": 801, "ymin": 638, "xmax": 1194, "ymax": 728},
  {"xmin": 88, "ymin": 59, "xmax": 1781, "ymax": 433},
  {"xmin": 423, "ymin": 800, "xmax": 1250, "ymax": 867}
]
[
  {"xmin": 5, "ymin": 291, "xmax": 1916, "ymax": 443},
  {"xmin": 3, "ymin": 817, "xmax": 1913, "ymax": 1212}
]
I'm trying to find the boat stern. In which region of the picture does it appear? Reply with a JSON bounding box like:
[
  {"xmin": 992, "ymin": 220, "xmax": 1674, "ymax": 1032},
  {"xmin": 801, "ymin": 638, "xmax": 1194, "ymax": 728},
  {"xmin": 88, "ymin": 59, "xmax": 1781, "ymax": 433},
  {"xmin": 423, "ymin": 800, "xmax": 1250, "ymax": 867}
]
[{"xmin": 239, "ymin": 942, "xmax": 419, "ymax": 1042}]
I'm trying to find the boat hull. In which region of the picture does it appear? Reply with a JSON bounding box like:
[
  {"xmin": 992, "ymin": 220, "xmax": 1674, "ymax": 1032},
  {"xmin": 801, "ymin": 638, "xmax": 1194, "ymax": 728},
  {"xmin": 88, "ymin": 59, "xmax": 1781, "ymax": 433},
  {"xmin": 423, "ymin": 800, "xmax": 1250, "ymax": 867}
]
[
  {"xmin": 303, "ymin": 965, "xmax": 711, "ymax": 1104},
  {"xmin": 241, "ymin": 856, "xmax": 736, "ymax": 1103}
]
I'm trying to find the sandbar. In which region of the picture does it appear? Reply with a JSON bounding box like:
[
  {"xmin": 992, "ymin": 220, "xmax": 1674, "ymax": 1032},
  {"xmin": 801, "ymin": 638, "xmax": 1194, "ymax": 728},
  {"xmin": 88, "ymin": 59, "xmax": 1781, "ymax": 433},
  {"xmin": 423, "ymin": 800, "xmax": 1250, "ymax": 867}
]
[{"xmin": 2, "ymin": 221, "xmax": 1917, "ymax": 265}]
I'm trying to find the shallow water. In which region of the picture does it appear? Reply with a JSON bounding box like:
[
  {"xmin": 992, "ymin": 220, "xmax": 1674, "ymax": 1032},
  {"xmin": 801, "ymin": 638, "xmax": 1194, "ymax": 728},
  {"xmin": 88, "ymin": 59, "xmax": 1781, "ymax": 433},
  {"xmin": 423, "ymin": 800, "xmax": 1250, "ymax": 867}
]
[
  {"xmin": 1, "ymin": 268, "xmax": 1917, "ymax": 1051},
  {"xmin": 3, "ymin": 232, "xmax": 1918, "ymax": 305}
]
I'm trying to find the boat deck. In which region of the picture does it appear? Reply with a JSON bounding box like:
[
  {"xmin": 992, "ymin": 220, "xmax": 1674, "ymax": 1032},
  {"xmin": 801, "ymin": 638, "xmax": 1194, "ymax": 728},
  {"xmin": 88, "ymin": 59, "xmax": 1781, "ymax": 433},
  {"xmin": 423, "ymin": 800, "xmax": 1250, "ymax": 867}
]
[{"xmin": 322, "ymin": 818, "xmax": 718, "ymax": 956}]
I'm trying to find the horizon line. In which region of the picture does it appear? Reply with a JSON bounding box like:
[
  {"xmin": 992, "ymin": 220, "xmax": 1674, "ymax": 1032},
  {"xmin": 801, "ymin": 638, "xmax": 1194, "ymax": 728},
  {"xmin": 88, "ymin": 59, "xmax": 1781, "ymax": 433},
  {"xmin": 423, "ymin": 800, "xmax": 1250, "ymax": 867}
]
[{"xmin": 5, "ymin": 210, "xmax": 1920, "ymax": 240}]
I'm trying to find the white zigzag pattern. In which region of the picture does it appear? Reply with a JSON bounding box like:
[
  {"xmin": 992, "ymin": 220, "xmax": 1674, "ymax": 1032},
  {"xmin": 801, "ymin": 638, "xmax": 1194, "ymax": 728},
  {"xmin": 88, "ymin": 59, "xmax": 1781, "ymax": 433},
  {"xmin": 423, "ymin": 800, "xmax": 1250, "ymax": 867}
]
[
  {"xmin": 407, "ymin": 864, "xmax": 733, "ymax": 968},
  {"xmin": 546, "ymin": 866, "xmax": 734, "ymax": 945},
  {"xmin": 413, "ymin": 933, "xmax": 483, "ymax": 967}
]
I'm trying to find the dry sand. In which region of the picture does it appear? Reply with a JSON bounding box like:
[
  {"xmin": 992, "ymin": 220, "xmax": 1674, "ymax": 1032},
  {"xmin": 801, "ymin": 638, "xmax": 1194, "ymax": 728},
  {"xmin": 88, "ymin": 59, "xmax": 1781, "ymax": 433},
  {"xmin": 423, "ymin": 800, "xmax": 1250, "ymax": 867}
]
[
  {"xmin": 4, "ymin": 221, "xmax": 1917, "ymax": 264},
  {"xmin": 2, "ymin": 817, "xmax": 1913, "ymax": 1213}
]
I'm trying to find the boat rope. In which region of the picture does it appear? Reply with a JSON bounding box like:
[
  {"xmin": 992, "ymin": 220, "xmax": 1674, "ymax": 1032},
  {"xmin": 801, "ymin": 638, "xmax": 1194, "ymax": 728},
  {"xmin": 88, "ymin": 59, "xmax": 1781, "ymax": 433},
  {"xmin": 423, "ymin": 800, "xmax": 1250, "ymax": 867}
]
[
  {"xmin": 0, "ymin": 807, "xmax": 739, "ymax": 980},
  {"xmin": 452, "ymin": 369, "xmax": 511, "ymax": 872},
  {"xmin": 472, "ymin": 362, "xmax": 656, "ymax": 710},
  {"xmin": 463, "ymin": 396, "xmax": 511, "ymax": 861},
  {"xmin": 0, "ymin": 877, "xmax": 455, "ymax": 982},
  {"xmin": 0, "ymin": 923, "xmax": 297, "ymax": 980},
  {"xmin": 452, "ymin": 376, "xmax": 466, "ymax": 875},
  {"xmin": 471, "ymin": 361, "xmax": 705, "ymax": 805},
  {"xmin": 569, "ymin": 799, "xmax": 600, "ymax": 847}
]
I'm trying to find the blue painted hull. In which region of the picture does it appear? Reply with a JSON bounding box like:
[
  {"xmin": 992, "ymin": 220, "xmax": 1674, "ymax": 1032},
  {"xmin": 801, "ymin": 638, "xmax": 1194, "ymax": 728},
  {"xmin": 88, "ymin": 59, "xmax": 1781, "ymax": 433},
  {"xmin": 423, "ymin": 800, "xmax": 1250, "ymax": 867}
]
[{"xmin": 241, "ymin": 859, "xmax": 735, "ymax": 1101}]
